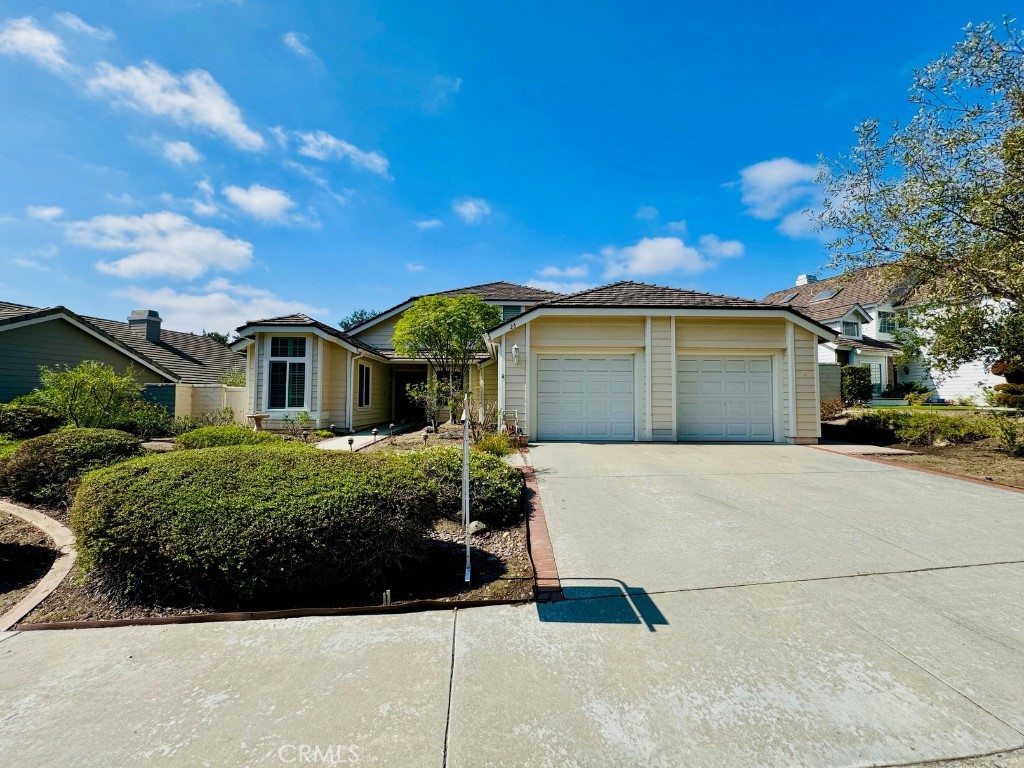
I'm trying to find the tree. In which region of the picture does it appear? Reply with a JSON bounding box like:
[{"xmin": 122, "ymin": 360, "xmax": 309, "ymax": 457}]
[
  {"xmin": 338, "ymin": 308, "xmax": 378, "ymax": 330},
  {"xmin": 819, "ymin": 19, "xmax": 1024, "ymax": 370},
  {"xmin": 203, "ymin": 331, "xmax": 231, "ymax": 345},
  {"xmin": 391, "ymin": 295, "xmax": 501, "ymax": 393},
  {"xmin": 36, "ymin": 361, "xmax": 143, "ymax": 428}
]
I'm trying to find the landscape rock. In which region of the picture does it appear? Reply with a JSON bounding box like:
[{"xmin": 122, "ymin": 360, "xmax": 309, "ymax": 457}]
[{"xmin": 468, "ymin": 520, "xmax": 489, "ymax": 535}]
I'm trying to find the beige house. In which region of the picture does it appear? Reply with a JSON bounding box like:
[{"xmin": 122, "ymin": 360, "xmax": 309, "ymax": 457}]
[{"xmin": 233, "ymin": 280, "xmax": 835, "ymax": 444}]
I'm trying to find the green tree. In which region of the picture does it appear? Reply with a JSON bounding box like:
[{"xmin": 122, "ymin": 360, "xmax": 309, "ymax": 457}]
[
  {"xmin": 36, "ymin": 361, "xmax": 143, "ymax": 428},
  {"xmin": 819, "ymin": 19, "xmax": 1024, "ymax": 370},
  {"xmin": 338, "ymin": 308, "xmax": 378, "ymax": 330},
  {"xmin": 391, "ymin": 295, "xmax": 501, "ymax": 393},
  {"xmin": 203, "ymin": 330, "xmax": 231, "ymax": 345}
]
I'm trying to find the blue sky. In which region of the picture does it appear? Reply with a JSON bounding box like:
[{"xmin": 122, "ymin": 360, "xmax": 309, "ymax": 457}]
[{"xmin": 0, "ymin": 1, "xmax": 1012, "ymax": 333}]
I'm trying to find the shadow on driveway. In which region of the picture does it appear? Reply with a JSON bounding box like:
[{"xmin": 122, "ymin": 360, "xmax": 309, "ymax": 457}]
[{"xmin": 536, "ymin": 579, "xmax": 668, "ymax": 631}]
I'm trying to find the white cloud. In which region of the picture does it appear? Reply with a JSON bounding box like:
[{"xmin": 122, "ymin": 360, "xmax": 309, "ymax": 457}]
[
  {"xmin": 538, "ymin": 264, "xmax": 588, "ymax": 278},
  {"xmin": 13, "ymin": 244, "xmax": 58, "ymax": 271},
  {"xmin": 67, "ymin": 211, "xmax": 252, "ymax": 279},
  {"xmin": 54, "ymin": 12, "xmax": 114, "ymax": 41},
  {"xmin": 405, "ymin": 263, "xmax": 426, "ymax": 272},
  {"xmin": 88, "ymin": 62, "xmax": 264, "ymax": 151},
  {"xmin": 282, "ymin": 32, "xmax": 317, "ymax": 60},
  {"xmin": 526, "ymin": 279, "xmax": 591, "ymax": 295},
  {"xmin": 424, "ymin": 75, "xmax": 461, "ymax": 111},
  {"xmin": 413, "ymin": 218, "xmax": 442, "ymax": 229},
  {"xmin": 666, "ymin": 219, "xmax": 687, "ymax": 234},
  {"xmin": 452, "ymin": 197, "xmax": 491, "ymax": 224},
  {"xmin": 222, "ymin": 184, "xmax": 296, "ymax": 222},
  {"xmin": 0, "ymin": 17, "xmax": 71, "ymax": 72},
  {"xmin": 634, "ymin": 205, "xmax": 658, "ymax": 221},
  {"xmin": 105, "ymin": 192, "xmax": 137, "ymax": 205},
  {"xmin": 115, "ymin": 281, "xmax": 326, "ymax": 334},
  {"xmin": 737, "ymin": 157, "xmax": 818, "ymax": 220},
  {"xmin": 269, "ymin": 126, "xmax": 288, "ymax": 148},
  {"xmin": 26, "ymin": 205, "xmax": 64, "ymax": 220},
  {"xmin": 603, "ymin": 237, "xmax": 714, "ymax": 278},
  {"xmin": 189, "ymin": 179, "xmax": 218, "ymax": 216},
  {"xmin": 697, "ymin": 234, "xmax": 744, "ymax": 259},
  {"xmin": 777, "ymin": 209, "xmax": 819, "ymax": 239},
  {"xmin": 294, "ymin": 130, "xmax": 389, "ymax": 176},
  {"xmin": 163, "ymin": 140, "xmax": 201, "ymax": 165},
  {"xmin": 283, "ymin": 160, "xmax": 351, "ymax": 206}
]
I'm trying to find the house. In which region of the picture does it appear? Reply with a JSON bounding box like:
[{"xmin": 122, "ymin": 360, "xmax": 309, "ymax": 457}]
[
  {"xmin": 761, "ymin": 268, "xmax": 1005, "ymax": 402},
  {"xmin": 0, "ymin": 300, "xmax": 246, "ymax": 416},
  {"xmin": 234, "ymin": 280, "xmax": 835, "ymax": 443}
]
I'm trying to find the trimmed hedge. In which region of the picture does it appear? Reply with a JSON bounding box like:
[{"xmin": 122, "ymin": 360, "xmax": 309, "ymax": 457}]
[
  {"xmin": 841, "ymin": 365, "xmax": 873, "ymax": 405},
  {"xmin": 844, "ymin": 411, "xmax": 994, "ymax": 446},
  {"xmin": 992, "ymin": 383, "xmax": 1024, "ymax": 408},
  {"xmin": 0, "ymin": 428, "xmax": 143, "ymax": 507},
  {"xmin": 71, "ymin": 446, "xmax": 440, "ymax": 605},
  {"xmin": 410, "ymin": 447, "xmax": 524, "ymax": 526},
  {"xmin": 175, "ymin": 425, "xmax": 284, "ymax": 449},
  {"xmin": 0, "ymin": 403, "xmax": 62, "ymax": 439}
]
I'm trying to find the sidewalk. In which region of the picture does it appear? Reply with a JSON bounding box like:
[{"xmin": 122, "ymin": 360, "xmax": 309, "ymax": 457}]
[{"xmin": 317, "ymin": 423, "xmax": 413, "ymax": 452}]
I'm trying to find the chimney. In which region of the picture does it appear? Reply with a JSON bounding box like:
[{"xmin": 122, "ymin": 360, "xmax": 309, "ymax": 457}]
[
  {"xmin": 795, "ymin": 274, "xmax": 818, "ymax": 286},
  {"xmin": 128, "ymin": 309, "xmax": 162, "ymax": 343}
]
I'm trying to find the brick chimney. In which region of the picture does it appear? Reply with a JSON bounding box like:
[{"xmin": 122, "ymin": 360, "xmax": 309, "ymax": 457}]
[
  {"xmin": 128, "ymin": 309, "xmax": 162, "ymax": 343},
  {"xmin": 795, "ymin": 274, "xmax": 818, "ymax": 286}
]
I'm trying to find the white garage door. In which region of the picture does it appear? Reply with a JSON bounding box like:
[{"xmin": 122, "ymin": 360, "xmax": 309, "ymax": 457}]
[
  {"xmin": 678, "ymin": 357, "xmax": 773, "ymax": 442},
  {"xmin": 537, "ymin": 356, "xmax": 634, "ymax": 441}
]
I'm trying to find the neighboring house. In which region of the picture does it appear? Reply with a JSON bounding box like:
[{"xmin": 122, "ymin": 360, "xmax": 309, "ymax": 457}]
[
  {"xmin": 234, "ymin": 280, "xmax": 835, "ymax": 444},
  {"xmin": 0, "ymin": 301, "xmax": 246, "ymax": 414},
  {"xmin": 762, "ymin": 268, "xmax": 1005, "ymax": 402}
]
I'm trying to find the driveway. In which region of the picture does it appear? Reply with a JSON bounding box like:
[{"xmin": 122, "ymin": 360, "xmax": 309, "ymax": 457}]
[{"xmin": 2, "ymin": 443, "xmax": 1023, "ymax": 767}]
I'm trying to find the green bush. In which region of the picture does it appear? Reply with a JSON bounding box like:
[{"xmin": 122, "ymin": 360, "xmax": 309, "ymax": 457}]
[
  {"xmin": 71, "ymin": 446, "xmax": 440, "ymax": 605},
  {"xmin": 990, "ymin": 414, "xmax": 1024, "ymax": 456},
  {"xmin": 0, "ymin": 402, "xmax": 62, "ymax": 438},
  {"xmin": 111, "ymin": 400, "xmax": 173, "ymax": 440},
  {"xmin": 474, "ymin": 431, "xmax": 517, "ymax": 457},
  {"xmin": 170, "ymin": 407, "xmax": 237, "ymax": 436},
  {"xmin": 845, "ymin": 411, "xmax": 994, "ymax": 447},
  {"xmin": 35, "ymin": 361, "xmax": 143, "ymax": 428},
  {"xmin": 841, "ymin": 365, "xmax": 873, "ymax": 405},
  {"xmin": 410, "ymin": 446, "xmax": 524, "ymax": 526},
  {"xmin": 175, "ymin": 425, "xmax": 284, "ymax": 449},
  {"xmin": 0, "ymin": 428, "xmax": 143, "ymax": 508},
  {"xmin": 992, "ymin": 383, "xmax": 1024, "ymax": 408}
]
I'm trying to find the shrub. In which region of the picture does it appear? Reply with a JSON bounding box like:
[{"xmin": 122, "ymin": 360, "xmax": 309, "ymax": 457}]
[
  {"xmin": 0, "ymin": 428, "xmax": 143, "ymax": 508},
  {"xmin": 35, "ymin": 361, "xmax": 143, "ymax": 428},
  {"xmin": 992, "ymin": 383, "xmax": 1024, "ymax": 408},
  {"xmin": 841, "ymin": 365, "xmax": 873, "ymax": 405},
  {"xmin": 475, "ymin": 431, "xmax": 517, "ymax": 457},
  {"xmin": 170, "ymin": 407, "xmax": 237, "ymax": 436},
  {"xmin": 410, "ymin": 446, "xmax": 524, "ymax": 526},
  {"xmin": 0, "ymin": 435, "xmax": 21, "ymax": 460},
  {"xmin": 906, "ymin": 391, "xmax": 931, "ymax": 407},
  {"xmin": 111, "ymin": 401, "xmax": 173, "ymax": 440},
  {"xmin": 71, "ymin": 446, "xmax": 440, "ymax": 605},
  {"xmin": 218, "ymin": 369, "xmax": 246, "ymax": 387},
  {"xmin": 280, "ymin": 411, "xmax": 315, "ymax": 438},
  {"xmin": 175, "ymin": 425, "xmax": 284, "ymax": 449},
  {"xmin": 0, "ymin": 402, "xmax": 62, "ymax": 438},
  {"xmin": 990, "ymin": 415, "xmax": 1024, "ymax": 456},
  {"xmin": 820, "ymin": 399, "xmax": 845, "ymax": 422},
  {"xmin": 992, "ymin": 359, "xmax": 1024, "ymax": 384},
  {"xmin": 844, "ymin": 411, "xmax": 993, "ymax": 447}
]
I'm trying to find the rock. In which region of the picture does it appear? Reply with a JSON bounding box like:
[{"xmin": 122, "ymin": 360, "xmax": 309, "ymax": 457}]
[
  {"xmin": 468, "ymin": 520, "xmax": 489, "ymax": 535},
  {"xmin": 142, "ymin": 441, "xmax": 175, "ymax": 453}
]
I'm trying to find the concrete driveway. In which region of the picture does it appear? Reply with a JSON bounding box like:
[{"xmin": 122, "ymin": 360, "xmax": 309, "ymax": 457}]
[{"xmin": 2, "ymin": 443, "xmax": 1023, "ymax": 767}]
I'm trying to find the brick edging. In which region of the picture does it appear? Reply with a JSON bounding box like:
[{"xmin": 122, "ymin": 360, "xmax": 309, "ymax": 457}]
[
  {"xmin": 520, "ymin": 465, "xmax": 563, "ymax": 601},
  {"xmin": 811, "ymin": 446, "xmax": 1024, "ymax": 495}
]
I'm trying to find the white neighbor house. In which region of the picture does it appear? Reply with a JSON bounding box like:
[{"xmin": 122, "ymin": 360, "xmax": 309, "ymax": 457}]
[{"xmin": 762, "ymin": 267, "xmax": 1005, "ymax": 403}]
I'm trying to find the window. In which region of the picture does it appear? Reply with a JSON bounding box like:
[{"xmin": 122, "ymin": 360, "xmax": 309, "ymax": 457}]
[
  {"xmin": 267, "ymin": 337, "xmax": 307, "ymax": 409},
  {"xmin": 812, "ymin": 288, "xmax": 840, "ymax": 302},
  {"xmin": 358, "ymin": 363, "xmax": 371, "ymax": 408},
  {"xmin": 501, "ymin": 305, "xmax": 522, "ymax": 322},
  {"xmin": 842, "ymin": 321, "xmax": 861, "ymax": 337},
  {"xmin": 780, "ymin": 292, "xmax": 799, "ymax": 304},
  {"xmin": 869, "ymin": 363, "xmax": 883, "ymax": 396},
  {"xmin": 878, "ymin": 311, "xmax": 899, "ymax": 334}
]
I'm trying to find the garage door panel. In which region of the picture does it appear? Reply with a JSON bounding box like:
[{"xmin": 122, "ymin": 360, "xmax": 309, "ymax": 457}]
[
  {"xmin": 678, "ymin": 356, "xmax": 773, "ymax": 442},
  {"xmin": 537, "ymin": 355, "xmax": 635, "ymax": 441}
]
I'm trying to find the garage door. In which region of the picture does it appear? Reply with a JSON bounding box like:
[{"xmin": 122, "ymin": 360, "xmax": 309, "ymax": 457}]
[
  {"xmin": 537, "ymin": 356, "xmax": 634, "ymax": 441},
  {"xmin": 678, "ymin": 357, "xmax": 773, "ymax": 441}
]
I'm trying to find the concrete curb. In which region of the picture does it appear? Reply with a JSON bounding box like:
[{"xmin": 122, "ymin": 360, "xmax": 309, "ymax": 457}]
[{"xmin": 0, "ymin": 500, "xmax": 76, "ymax": 632}]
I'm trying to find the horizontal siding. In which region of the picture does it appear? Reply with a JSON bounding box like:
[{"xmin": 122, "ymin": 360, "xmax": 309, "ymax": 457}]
[
  {"xmin": 676, "ymin": 317, "xmax": 787, "ymax": 347},
  {"xmin": 320, "ymin": 343, "xmax": 349, "ymax": 428},
  {"xmin": 793, "ymin": 326, "xmax": 818, "ymax": 439},
  {"xmin": 353, "ymin": 315, "xmax": 400, "ymax": 350},
  {"xmin": 531, "ymin": 317, "xmax": 644, "ymax": 346},
  {"xmin": 650, "ymin": 317, "xmax": 673, "ymax": 439},
  {"xmin": 0, "ymin": 318, "xmax": 166, "ymax": 402},
  {"xmin": 352, "ymin": 357, "xmax": 391, "ymax": 429},
  {"xmin": 905, "ymin": 357, "xmax": 1003, "ymax": 403},
  {"xmin": 503, "ymin": 327, "xmax": 527, "ymax": 417}
]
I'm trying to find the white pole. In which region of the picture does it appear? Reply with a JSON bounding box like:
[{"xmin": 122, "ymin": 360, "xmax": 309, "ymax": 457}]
[{"xmin": 462, "ymin": 391, "xmax": 472, "ymax": 583}]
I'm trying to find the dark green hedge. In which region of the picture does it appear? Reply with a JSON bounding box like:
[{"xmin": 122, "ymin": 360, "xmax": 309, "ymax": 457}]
[
  {"xmin": 841, "ymin": 365, "xmax": 873, "ymax": 405},
  {"xmin": 844, "ymin": 411, "xmax": 994, "ymax": 446},
  {"xmin": 0, "ymin": 428, "xmax": 143, "ymax": 508},
  {"xmin": 175, "ymin": 425, "xmax": 284, "ymax": 449},
  {"xmin": 410, "ymin": 447, "xmax": 524, "ymax": 526},
  {"xmin": 71, "ymin": 446, "xmax": 441, "ymax": 605},
  {"xmin": 0, "ymin": 403, "xmax": 62, "ymax": 439}
]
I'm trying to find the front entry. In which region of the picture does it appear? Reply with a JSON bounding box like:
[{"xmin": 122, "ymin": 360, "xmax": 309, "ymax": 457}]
[{"xmin": 392, "ymin": 369, "xmax": 428, "ymax": 423}]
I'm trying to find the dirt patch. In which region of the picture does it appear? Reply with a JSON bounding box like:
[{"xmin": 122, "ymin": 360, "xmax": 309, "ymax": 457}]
[
  {"xmin": 0, "ymin": 511, "xmax": 58, "ymax": 615},
  {"xmin": 877, "ymin": 438, "xmax": 1024, "ymax": 490},
  {"xmin": 20, "ymin": 514, "xmax": 532, "ymax": 626},
  {"xmin": 362, "ymin": 423, "xmax": 468, "ymax": 452}
]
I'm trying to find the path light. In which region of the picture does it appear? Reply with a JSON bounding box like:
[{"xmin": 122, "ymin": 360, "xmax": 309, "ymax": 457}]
[
  {"xmin": 371, "ymin": 427, "xmax": 378, "ymax": 443},
  {"xmin": 422, "ymin": 431, "xmax": 429, "ymax": 447},
  {"xmin": 302, "ymin": 430, "xmax": 309, "ymax": 443},
  {"xmin": 389, "ymin": 422, "xmax": 395, "ymax": 438},
  {"xmin": 347, "ymin": 436, "xmax": 354, "ymax": 451}
]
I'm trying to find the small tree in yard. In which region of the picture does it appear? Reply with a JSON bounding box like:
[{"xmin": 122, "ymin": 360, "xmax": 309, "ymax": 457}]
[
  {"xmin": 391, "ymin": 295, "xmax": 502, "ymax": 412},
  {"xmin": 406, "ymin": 379, "xmax": 455, "ymax": 431},
  {"xmin": 36, "ymin": 361, "xmax": 143, "ymax": 428},
  {"xmin": 819, "ymin": 20, "xmax": 1024, "ymax": 373},
  {"xmin": 841, "ymin": 365, "xmax": 873, "ymax": 405}
]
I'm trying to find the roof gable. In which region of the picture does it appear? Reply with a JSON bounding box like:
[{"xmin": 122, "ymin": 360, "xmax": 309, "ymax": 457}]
[{"xmin": 234, "ymin": 313, "xmax": 387, "ymax": 358}]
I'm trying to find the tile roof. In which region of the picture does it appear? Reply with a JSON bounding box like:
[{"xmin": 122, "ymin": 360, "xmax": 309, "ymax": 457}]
[
  {"xmin": 235, "ymin": 313, "xmax": 386, "ymax": 357},
  {"xmin": 539, "ymin": 281, "xmax": 766, "ymax": 308},
  {"xmin": 0, "ymin": 300, "xmax": 245, "ymax": 383},
  {"xmin": 835, "ymin": 334, "xmax": 902, "ymax": 352},
  {"xmin": 761, "ymin": 266, "xmax": 896, "ymax": 321},
  {"xmin": 429, "ymin": 281, "xmax": 563, "ymax": 303}
]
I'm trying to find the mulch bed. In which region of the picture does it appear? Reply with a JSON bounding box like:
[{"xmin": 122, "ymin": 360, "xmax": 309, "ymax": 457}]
[
  {"xmin": 874, "ymin": 438, "xmax": 1024, "ymax": 490},
  {"xmin": 0, "ymin": 511, "xmax": 58, "ymax": 615},
  {"xmin": 361, "ymin": 423, "xmax": 468, "ymax": 452}
]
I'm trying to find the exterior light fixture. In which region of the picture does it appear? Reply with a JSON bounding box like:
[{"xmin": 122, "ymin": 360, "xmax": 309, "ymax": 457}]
[
  {"xmin": 511, "ymin": 343, "xmax": 519, "ymax": 365},
  {"xmin": 389, "ymin": 422, "xmax": 395, "ymax": 438},
  {"xmin": 347, "ymin": 436, "xmax": 354, "ymax": 451},
  {"xmin": 422, "ymin": 431, "xmax": 429, "ymax": 447},
  {"xmin": 371, "ymin": 427, "xmax": 379, "ymax": 442},
  {"xmin": 302, "ymin": 430, "xmax": 309, "ymax": 443}
]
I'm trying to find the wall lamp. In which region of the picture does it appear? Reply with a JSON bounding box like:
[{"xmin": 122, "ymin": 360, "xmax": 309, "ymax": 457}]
[{"xmin": 511, "ymin": 343, "xmax": 519, "ymax": 365}]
